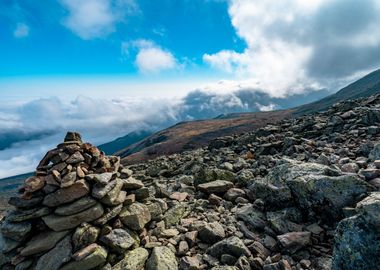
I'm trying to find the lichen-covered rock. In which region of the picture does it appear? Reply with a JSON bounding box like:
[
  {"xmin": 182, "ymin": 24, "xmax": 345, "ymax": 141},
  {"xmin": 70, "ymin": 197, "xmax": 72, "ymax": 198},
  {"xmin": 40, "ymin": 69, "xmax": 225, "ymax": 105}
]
[
  {"xmin": 332, "ymin": 192, "xmax": 380, "ymax": 270},
  {"xmin": 60, "ymin": 244, "xmax": 108, "ymax": 270},
  {"xmin": 146, "ymin": 246, "xmax": 178, "ymax": 270},
  {"xmin": 119, "ymin": 202, "xmax": 151, "ymax": 230},
  {"xmin": 112, "ymin": 247, "xmax": 149, "ymax": 270},
  {"xmin": 99, "ymin": 229, "xmax": 135, "ymax": 253},
  {"xmin": 288, "ymin": 174, "xmax": 373, "ymax": 220}
]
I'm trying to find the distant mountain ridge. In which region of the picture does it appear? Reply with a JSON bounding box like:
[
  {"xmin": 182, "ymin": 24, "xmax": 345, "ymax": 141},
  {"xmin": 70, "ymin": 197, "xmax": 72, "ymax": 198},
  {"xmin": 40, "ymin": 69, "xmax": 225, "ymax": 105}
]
[{"xmin": 295, "ymin": 69, "xmax": 380, "ymax": 115}]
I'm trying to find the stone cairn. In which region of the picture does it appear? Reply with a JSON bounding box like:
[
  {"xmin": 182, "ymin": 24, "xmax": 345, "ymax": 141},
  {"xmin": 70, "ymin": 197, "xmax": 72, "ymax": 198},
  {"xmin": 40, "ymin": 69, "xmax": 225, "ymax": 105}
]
[{"xmin": 0, "ymin": 132, "xmax": 155, "ymax": 270}]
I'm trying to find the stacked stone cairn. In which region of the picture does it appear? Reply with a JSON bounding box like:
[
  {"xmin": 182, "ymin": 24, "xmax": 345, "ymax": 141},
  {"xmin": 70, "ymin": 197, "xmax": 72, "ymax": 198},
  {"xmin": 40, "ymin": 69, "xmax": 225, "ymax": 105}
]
[{"xmin": 0, "ymin": 132, "xmax": 157, "ymax": 270}]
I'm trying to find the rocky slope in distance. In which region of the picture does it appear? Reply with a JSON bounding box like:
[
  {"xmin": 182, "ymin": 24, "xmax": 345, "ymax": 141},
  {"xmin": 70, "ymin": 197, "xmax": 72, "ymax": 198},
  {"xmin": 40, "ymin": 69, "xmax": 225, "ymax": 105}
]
[
  {"xmin": 1, "ymin": 93, "xmax": 379, "ymax": 270},
  {"xmin": 117, "ymin": 69, "xmax": 380, "ymax": 165}
]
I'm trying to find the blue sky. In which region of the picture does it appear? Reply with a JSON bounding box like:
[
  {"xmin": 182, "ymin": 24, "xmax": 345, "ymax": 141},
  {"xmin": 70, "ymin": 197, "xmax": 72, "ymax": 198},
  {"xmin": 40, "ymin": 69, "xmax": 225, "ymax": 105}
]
[
  {"xmin": 0, "ymin": 0, "xmax": 242, "ymax": 81},
  {"xmin": 1, "ymin": 0, "xmax": 380, "ymax": 177}
]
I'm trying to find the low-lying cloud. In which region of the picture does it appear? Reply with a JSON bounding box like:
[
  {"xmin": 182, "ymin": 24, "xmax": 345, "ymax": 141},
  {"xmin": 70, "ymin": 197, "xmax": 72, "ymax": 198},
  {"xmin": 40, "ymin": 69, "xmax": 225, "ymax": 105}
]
[{"xmin": 0, "ymin": 87, "xmax": 331, "ymax": 178}]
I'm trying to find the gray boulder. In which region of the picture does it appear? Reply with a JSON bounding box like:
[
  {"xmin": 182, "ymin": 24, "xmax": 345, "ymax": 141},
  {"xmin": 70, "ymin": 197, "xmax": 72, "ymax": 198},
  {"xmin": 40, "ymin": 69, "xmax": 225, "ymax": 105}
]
[{"xmin": 332, "ymin": 192, "xmax": 380, "ymax": 270}]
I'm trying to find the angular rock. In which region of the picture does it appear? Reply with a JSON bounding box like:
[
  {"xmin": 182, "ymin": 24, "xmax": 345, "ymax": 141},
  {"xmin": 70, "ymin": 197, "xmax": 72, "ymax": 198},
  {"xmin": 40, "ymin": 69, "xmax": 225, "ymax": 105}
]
[
  {"xmin": 198, "ymin": 180, "xmax": 234, "ymax": 194},
  {"xmin": 86, "ymin": 173, "xmax": 113, "ymax": 185},
  {"xmin": 99, "ymin": 229, "xmax": 135, "ymax": 253},
  {"xmin": 61, "ymin": 244, "xmax": 107, "ymax": 270},
  {"xmin": 332, "ymin": 192, "xmax": 380, "ymax": 270},
  {"xmin": 72, "ymin": 223, "xmax": 100, "ymax": 251},
  {"xmin": 277, "ymin": 232, "xmax": 311, "ymax": 253},
  {"xmin": 146, "ymin": 246, "xmax": 178, "ymax": 270},
  {"xmin": 164, "ymin": 203, "xmax": 187, "ymax": 227},
  {"xmin": 92, "ymin": 180, "xmax": 117, "ymax": 199},
  {"xmin": 112, "ymin": 247, "xmax": 149, "ymax": 270},
  {"xmin": 119, "ymin": 202, "xmax": 151, "ymax": 230},
  {"xmin": 94, "ymin": 204, "xmax": 123, "ymax": 226},
  {"xmin": 236, "ymin": 205, "xmax": 266, "ymax": 230},
  {"xmin": 198, "ymin": 222, "xmax": 225, "ymax": 244}
]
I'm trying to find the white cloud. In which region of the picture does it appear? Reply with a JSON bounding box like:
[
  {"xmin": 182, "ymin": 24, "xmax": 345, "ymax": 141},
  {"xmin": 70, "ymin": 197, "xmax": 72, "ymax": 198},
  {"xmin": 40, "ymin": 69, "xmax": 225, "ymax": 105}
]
[
  {"xmin": 13, "ymin": 23, "xmax": 29, "ymax": 38},
  {"xmin": 123, "ymin": 39, "xmax": 178, "ymax": 73},
  {"xmin": 204, "ymin": 0, "xmax": 380, "ymax": 96},
  {"xmin": 60, "ymin": 0, "xmax": 137, "ymax": 39}
]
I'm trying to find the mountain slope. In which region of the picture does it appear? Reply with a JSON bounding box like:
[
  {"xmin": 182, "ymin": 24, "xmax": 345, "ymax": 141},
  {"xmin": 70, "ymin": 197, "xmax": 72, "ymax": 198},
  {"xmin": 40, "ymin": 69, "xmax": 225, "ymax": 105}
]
[
  {"xmin": 295, "ymin": 68, "xmax": 380, "ymax": 115},
  {"xmin": 118, "ymin": 68, "xmax": 380, "ymax": 165},
  {"xmin": 98, "ymin": 130, "xmax": 152, "ymax": 155}
]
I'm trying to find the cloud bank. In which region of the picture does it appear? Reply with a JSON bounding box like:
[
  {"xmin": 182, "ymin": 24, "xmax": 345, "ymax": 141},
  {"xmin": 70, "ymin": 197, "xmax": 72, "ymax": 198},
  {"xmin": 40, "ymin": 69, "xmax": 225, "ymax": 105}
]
[
  {"xmin": 204, "ymin": 0, "xmax": 380, "ymax": 96},
  {"xmin": 0, "ymin": 87, "xmax": 331, "ymax": 178}
]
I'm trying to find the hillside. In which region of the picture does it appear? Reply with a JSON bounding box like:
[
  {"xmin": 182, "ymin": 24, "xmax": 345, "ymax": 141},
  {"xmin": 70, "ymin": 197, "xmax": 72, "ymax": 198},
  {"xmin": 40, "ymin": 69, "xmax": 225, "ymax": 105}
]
[
  {"xmin": 98, "ymin": 130, "xmax": 152, "ymax": 155},
  {"xmin": 116, "ymin": 110, "xmax": 293, "ymax": 164},
  {"xmin": 295, "ymin": 68, "xmax": 380, "ymax": 115},
  {"xmin": 1, "ymin": 94, "xmax": 379, "ymax": 269},
  {"xmin": 117, "ymin": 69, "xmax": 380, "ymax": 165}
]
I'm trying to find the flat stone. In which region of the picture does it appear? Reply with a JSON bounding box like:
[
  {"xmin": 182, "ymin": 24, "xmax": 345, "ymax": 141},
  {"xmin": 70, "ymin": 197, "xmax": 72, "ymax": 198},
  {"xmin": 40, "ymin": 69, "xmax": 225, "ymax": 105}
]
[
  {"xmin": 8, "ymin": 196, "xmax": 43, "ymax": 209},
  {"xmin": 122, "ymin": 177, "xmax": 144, "ymax": 189},
  {"xmin": 99, "ymin": 229, "xmax": 135, "ymax": 253},
  {"xmin": 112, "ymin": 247, "xmax": 149, "ymax": 270},
  {"xmin": 7, "ymin": 207, "xmax": 51, "ymax": 222},
  {"xmin": 277, "ymin": 232, "xmax": 311, "ymax": 253},
  {"xmin": 35, "ymin": 235, "xmax": 72, "ymax": 270},
  {"xmin": 198, "ymin": 180, "xmax": 234, "ymax": 194},
  {"xmin": 1, "ymin": 220, "xmax": 31, "ymax": 241},
  {"xmin": 146, "ymin": 246, "xmax": 178, "ymax": 270},
  {"xmin": 86, "ymin": 172, "xmax": 113, "ymax": 185},
  {"xmin": 42, "ymin": 203, "xmax": 104, "ymax": 231},
  {"xmin": 169, "ymin": 192, "xmax": 188, "ymax": 202},
  {"xmin": 43, "ymin": 180, "xmax": 90, "ymax": 207},
  {"xmin": 101, "ymin": 179, "xmax": 124, "ymax": 206},
  {"xmin": 61, "ymin": 244, "xmax": 107, "ymax": 270},
  {"xmin": 55, "ymin": 196, "xmax": 97, "ymax": 216},
  {"xmin": 120, "ymin": 202, "xmax": 151, "ymax": 230},
  {"xmin": 92, "ymin": 180, "xmax": 117, "ymax": 199},
  {"xmin": 20, "ymin": 230, "xmax": 69, "ymax": 256}
]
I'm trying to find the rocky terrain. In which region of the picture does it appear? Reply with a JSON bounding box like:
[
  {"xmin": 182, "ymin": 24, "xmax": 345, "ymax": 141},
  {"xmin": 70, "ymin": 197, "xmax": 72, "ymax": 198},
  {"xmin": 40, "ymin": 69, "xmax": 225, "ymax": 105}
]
[
  {"xmin": 115, "ymin": 69, "xmax": 380, "ymax": 165},
  {"xmin": 1, "ymin": 93, "xmax": 380, "ymax": 270}
]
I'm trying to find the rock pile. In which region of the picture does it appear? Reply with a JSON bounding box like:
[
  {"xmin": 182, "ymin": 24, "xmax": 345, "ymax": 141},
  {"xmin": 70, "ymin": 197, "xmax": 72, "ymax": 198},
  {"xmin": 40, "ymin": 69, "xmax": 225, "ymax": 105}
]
[
  {"xmin": 0, "ymin": 132, "xmax": 156, "ymax": 269},
  {"xmin": 1, "ymin": 93, "xmax": 380, "ymax": 270}
]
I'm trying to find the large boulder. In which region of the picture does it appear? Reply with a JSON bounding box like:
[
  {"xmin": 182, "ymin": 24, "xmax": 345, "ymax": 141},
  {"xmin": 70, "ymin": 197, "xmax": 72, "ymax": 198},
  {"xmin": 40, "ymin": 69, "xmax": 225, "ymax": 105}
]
[{"xmin": 332, "ymin": 192, "xmax": 380, "ymax": 270}]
